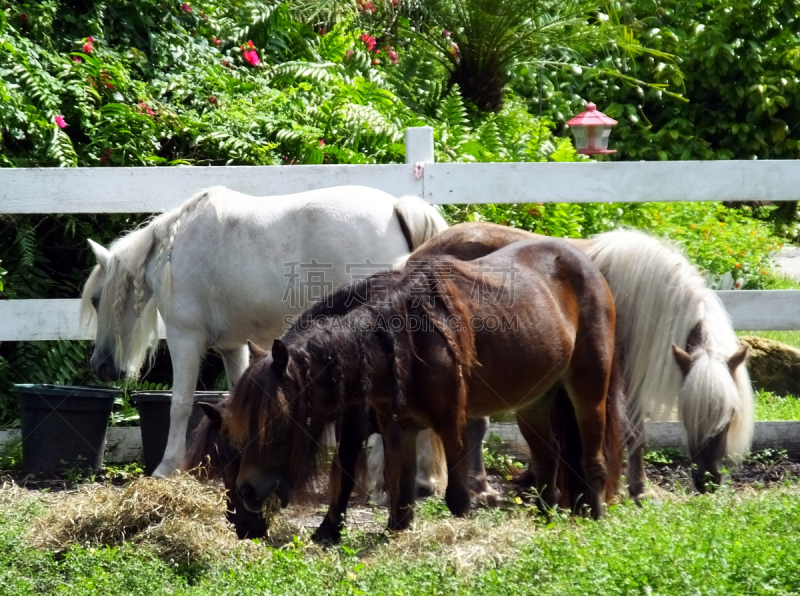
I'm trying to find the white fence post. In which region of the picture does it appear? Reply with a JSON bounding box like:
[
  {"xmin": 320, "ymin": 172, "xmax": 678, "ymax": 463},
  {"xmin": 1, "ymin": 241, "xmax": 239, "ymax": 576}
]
[
  {"xmin": 404, "ymin": 126, "xmax": 435, "ymax": 164},
  {"xmin": 404, "ymin": 126, "xmax": 435, "ymax": 199}
]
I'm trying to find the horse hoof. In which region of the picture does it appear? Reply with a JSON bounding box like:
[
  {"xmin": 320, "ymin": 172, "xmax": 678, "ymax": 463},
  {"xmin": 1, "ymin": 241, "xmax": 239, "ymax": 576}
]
[
  {"xmin": 311, "ymin": 528, "xmax": 341, "ymax": 546},
  {"xmin": 471, "ymin": 488, "xmax": 501, "ymax": 508}
]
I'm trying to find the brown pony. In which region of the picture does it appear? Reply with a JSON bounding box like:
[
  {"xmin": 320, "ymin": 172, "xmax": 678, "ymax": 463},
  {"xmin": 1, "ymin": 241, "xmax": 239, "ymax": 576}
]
[
  {"xmin": 224, "ymin": 237, "xmax": 623, "ymax": 531},
  {"xmin": 406, "ymin": 221, "xmax": 753, "ymax": 498}
]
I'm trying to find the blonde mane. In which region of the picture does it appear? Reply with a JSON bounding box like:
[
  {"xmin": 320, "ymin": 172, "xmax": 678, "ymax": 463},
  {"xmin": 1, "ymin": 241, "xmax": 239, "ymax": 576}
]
[
  {"xmin": 585, "ymin": 229, "xmax": 754, "ymax": 459},
  {"xmin": 80, "ymin": 188, "xmax": 217, "ymax": 377}
]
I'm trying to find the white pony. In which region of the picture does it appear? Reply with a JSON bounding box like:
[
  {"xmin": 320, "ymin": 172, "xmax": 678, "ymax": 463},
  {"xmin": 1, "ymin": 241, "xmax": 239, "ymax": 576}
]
[
  {"xmin": 81, "ymin": 185, "xmax": 448, "ymax": 478},
  {"xmin": 584, "ymin": 230, "xmax": 753, "ymax": 497}
]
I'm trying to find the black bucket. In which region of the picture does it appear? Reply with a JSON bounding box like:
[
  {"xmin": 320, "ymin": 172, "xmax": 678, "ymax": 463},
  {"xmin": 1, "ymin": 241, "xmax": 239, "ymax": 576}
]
[
  {"xmin": 15, "ymin": 384, "xmax": 119, "ymax": 476},
  {"xmin": 130, "ymin": 391, "xmax": 227, "ymax": 475}
]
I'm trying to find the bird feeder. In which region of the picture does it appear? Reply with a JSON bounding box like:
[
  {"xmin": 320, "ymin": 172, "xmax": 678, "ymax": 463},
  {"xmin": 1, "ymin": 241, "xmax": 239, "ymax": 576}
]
[{"xmin": 566, "ymin": 103, "xmax": 617, "ymax": 155}]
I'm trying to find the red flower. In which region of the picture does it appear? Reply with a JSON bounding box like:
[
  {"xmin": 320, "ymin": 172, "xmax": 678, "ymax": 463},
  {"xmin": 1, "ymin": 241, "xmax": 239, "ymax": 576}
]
[
  {"xmin": 247, "ymin": 40, "xmax": 255, "ymax": 48},
  {"xmin": 241, "ymin": 43, "xmax": 260, "ymax": 66},
  {"xmin": 54, "ymin": 115, "xmax": 67, "ymax": 129},
  {"xmin": 212, "ymin": 36, "xmax": 221, "ymax": 45},
  {"xmin": 372, "ymin": 58, "xmax": 380, "ymax": 65},
  {"xmin": 19, "ymin": 14, "xmax": 28, "ymax": 22},
  {"xmin": 138, "ymin": 102, "xmax": 155, "ymax": 116},
  {"xmin": 208, "ymin": 96, "xmax": 218, "ymax": 105},
  {"xmin": 82, "ymin": 42, "xmax": 93, "ymax": 54},
  {"xmin": 72, "ymin": 56, "xmax": 83, "ymax": 63},
  {"xmin": 105, "ymin": 82, "xmax": 115, "ymax": 89},
  {"xmin": 358, "ymin": 0, "xmax": 375, "ymax": 12},
  {"xmin": 320, "ymin": 27, "xmax": 326, "ymax": 36},
  {"xmin": 345, "ymin": 50, "xmax": 353, "ymax": 59},
  {"xmin": 181, "ymin": 3, "xmax": 191, "ymax": 12},
  {"xmin": 360, "ymin": 33, "xmax": 376, "ymax": 51},
  {"xmin": 87, "ymin": 36, "xmax": 95, "ymax": 42}
]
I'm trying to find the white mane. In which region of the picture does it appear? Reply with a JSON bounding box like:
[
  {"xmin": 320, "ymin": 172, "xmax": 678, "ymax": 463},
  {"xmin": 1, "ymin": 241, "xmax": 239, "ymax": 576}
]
[
  {"xmin": 585, "ymin": 229, "xmax": 754, "ymax": 459},
  {"xmin": 80, "ymin": 188, "xmax": 215, "ymax": 376}
]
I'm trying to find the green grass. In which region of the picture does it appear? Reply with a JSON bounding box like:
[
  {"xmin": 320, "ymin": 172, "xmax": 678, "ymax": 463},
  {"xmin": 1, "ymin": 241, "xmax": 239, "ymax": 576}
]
[
  {"xmin": 3, "ymin": 487, "xmax": 800, "ymax": 595},
  {"xmin": 738, "ymin": 330, "xmax": 800, "ymax": 350},
  {"xmin": 754, "ymin": 390, "xmax": 800, "ymax": 421}
]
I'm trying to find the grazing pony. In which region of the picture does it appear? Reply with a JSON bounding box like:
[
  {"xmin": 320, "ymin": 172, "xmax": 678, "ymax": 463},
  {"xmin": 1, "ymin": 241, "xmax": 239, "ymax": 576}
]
[
  {"xmin": 224, "ymin": 238, "xmax": 624, "ymax": 533},
  {"xmin": 80, "ymin": 185, "xmax": 447, "ymax": 478},
  {"xmin": 404, "ymin": 222, "xmax": 754, "ymax": 496}
]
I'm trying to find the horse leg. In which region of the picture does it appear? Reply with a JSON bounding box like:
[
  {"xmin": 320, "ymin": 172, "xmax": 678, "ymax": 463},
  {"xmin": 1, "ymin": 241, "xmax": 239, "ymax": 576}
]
[
  {"xmin": 626, "ymin": 412, "xmax": 648, "ymax": 504},
  {"xmin": 438, "ymin": 426, "xmax": 471, "ymax": 517},
  {"xmin": 366, "ymin": 434, "xmax": 388, "ymax": 505},
  {"xmin": 385, "ymin": 427, "xmax": 420, "ymax": 532},
  {"xmin": 153, "ymin": 333, "xmax": 205, "ymax": 478},
  {"xmin": 312, "ymin": 414, "xmax": 366, "ymax": 545},
  {"xmin": 219, "ymin": 345, "xmax": 249, "ymax": 389},
  {"xmin": 515, "ymin": 394, "xmax": 559, "ymax": 514},
  {"xmin": 466, "ymin": 417, "xmax": 499, "ymax": 506},
  {"xmin": 563, "ymin": 374, "xmax": 608, "ymax": 520}
]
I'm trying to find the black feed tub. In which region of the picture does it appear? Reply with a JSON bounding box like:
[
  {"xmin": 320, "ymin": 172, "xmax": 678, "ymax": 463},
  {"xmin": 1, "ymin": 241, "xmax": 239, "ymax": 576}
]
[
  {"xmin": 15, "ymin": 384, "xmax": 119, "ymax": 476},
  {"xmin": 131, "ymin": 391, "xmax": 227, "ymax": 475}
]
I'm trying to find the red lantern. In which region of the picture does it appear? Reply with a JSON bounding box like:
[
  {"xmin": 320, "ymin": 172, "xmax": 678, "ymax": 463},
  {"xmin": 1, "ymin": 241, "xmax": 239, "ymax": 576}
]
[{"xmin": 566, "ymin": 103, "xmax": 617, "ymax": 155}]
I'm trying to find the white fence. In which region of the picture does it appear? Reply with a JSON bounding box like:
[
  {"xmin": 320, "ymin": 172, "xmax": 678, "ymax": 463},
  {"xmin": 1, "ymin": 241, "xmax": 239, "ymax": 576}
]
[{"xmin": 2, "ymin": 126, "xmax": 800, "ymax": 341}]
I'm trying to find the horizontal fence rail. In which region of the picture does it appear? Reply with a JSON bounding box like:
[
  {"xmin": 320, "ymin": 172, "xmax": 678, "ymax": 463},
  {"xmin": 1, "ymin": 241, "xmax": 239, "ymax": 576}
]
[{"xmin": 2, "ymin": 289, "xmax": 798, "ymax": 343}]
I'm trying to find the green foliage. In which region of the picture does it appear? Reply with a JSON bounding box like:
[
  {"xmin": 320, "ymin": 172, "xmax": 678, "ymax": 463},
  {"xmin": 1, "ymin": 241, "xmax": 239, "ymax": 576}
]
[
  {"xmin": 482, "ymin": 433, "xmax": 525, "ymax": 477},
  {"xmin": 643, "ymin": 448, "xmax": 686, "ymax": 465},
  {"xmin": 754, "ymin": 390, "xmax": 800, "ymax": 422},
  {"xmin": 0, "ymin": 439, "xmax": 23, "ymax": 473},
  {"xmin": 538, "ymin": 0, "xmax": 800, "ymax": 161}
]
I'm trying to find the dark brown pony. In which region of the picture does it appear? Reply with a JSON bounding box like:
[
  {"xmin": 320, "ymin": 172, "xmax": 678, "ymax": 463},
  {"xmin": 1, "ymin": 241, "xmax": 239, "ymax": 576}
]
[{"xmin": 224, "ymin": 237, "xmax": 623, "ymax": 531}]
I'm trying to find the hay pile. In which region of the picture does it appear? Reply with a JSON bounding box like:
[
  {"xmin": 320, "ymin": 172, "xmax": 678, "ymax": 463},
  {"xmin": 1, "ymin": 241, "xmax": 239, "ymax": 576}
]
[{"xmin": 29, "ymin": 474, "xmax": 253, "ymax": 562}]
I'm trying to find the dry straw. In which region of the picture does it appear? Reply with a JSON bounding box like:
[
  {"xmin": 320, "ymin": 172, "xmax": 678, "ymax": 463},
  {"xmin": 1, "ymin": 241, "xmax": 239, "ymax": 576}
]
[{"xmin": 28, "ymin": 474, "xmax": 257, "ymax": 562}]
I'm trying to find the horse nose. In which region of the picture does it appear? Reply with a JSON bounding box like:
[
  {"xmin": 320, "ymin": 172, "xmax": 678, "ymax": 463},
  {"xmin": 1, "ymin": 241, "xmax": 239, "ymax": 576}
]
[{"xmin": 237, "ymin": 482, "xmax": 258, "ymax": 503}]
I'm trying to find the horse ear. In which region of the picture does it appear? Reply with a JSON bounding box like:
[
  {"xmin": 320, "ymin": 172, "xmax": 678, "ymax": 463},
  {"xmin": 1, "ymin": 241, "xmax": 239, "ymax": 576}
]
[
  {"xmin": 728, "ymin": 345, "xmax": 749, "ymax": 373},
  {"xmin": 685, "ymin": 322, "xmax": 706, "ymax": 354},
  {"xmin": 198, "ymin": 401, "xmax": 224, "ymax": 428},
  {"xmin": 672, "ymin": 343, "xmax": 694, "ymax": 378},
  {"xmin": 271, "ymin": 339, "xmax": 290, "ymax": 376},
  {"xmin": 88, "ymin": 239, "xmax": 110, "ymax": 269},
  {"xmin": 247, "ymin": 340, "xmax": 268, "ymax": 361}
]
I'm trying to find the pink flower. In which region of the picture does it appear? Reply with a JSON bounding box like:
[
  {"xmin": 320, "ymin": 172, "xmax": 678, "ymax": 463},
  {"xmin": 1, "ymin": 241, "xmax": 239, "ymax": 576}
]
[
  {"xmin": 72, "ymin": 56, "xmax": 83, "ymax": 63},
  {"xmin": 388, "ymin": 48, "xmax": 398, "ymax": 64},
  {"xmin": 82, "ymin": 42, "xmax": 93, "ymax": 54},
  {"xmin": 345, "ymin": 50, "xmax": 353, "ymax": 59},
  {"xmin": 360, "ymin": 33, "xmax": 376, "ymax": 51},
  {"xmin": 442, "ymin": 30, "xmax": 451, "ymax": 37},
  {"xmin": 87, "ymin": 36, "xmax": 95, "ymax": 42},
  {"xmin": 54, "ymin": 115, "xmax": 67, "ymax": 129},
  {"xmin": 241, "ymin": 43, "xmax": 260, "ymax": 66},
  {"xmin": 319, "ymin": 139, "xmax": 325, "ymax": 146},
  {"xmin": 372, "ymin": 58, "xmax": 380, "ymax": 65},
  {"xmin": 212, "ymin": 36, "xmax": 221, "ymax": 45},
  {"xmin": 181, "ymin": 2, "xmax": 191, "ymax": 12},
  {"xmin": 320, "ymin": 27, "xmax": 326, "ymax": 36}
]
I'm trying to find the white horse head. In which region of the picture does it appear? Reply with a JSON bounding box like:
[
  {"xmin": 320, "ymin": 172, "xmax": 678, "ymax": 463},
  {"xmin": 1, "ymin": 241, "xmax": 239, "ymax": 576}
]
[
  {"xmin": 672, "ymin": 318, "xmax": 751, "ymax": 492},
  {"xmin": 81, "ymin": 233, "xmax": 159, "ymax": 381}
]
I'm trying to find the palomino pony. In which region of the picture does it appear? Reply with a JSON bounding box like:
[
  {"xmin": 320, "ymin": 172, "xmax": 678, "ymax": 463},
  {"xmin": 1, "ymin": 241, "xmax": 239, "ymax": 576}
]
[
  {"xmin": 403, "ymin": 222, "xmax": 754, "ymax": 497},
  {"xmin": 80, "ymin": 185, "xmax": 447, "ymax": 478},
  {"xmin": 224, "ymin": 238, "xmax": 624, "ymax": 533}
]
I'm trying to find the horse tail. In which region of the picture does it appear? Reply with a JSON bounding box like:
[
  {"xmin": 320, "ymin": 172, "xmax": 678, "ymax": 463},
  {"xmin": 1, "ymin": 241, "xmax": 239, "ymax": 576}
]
[
  {"xmin": 393, "ymin": 195, "xmax": 448, "ymax": 254},
  {"xmin": 416, "ymin": 430, "xmax": 448, "ymax": 496}
]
